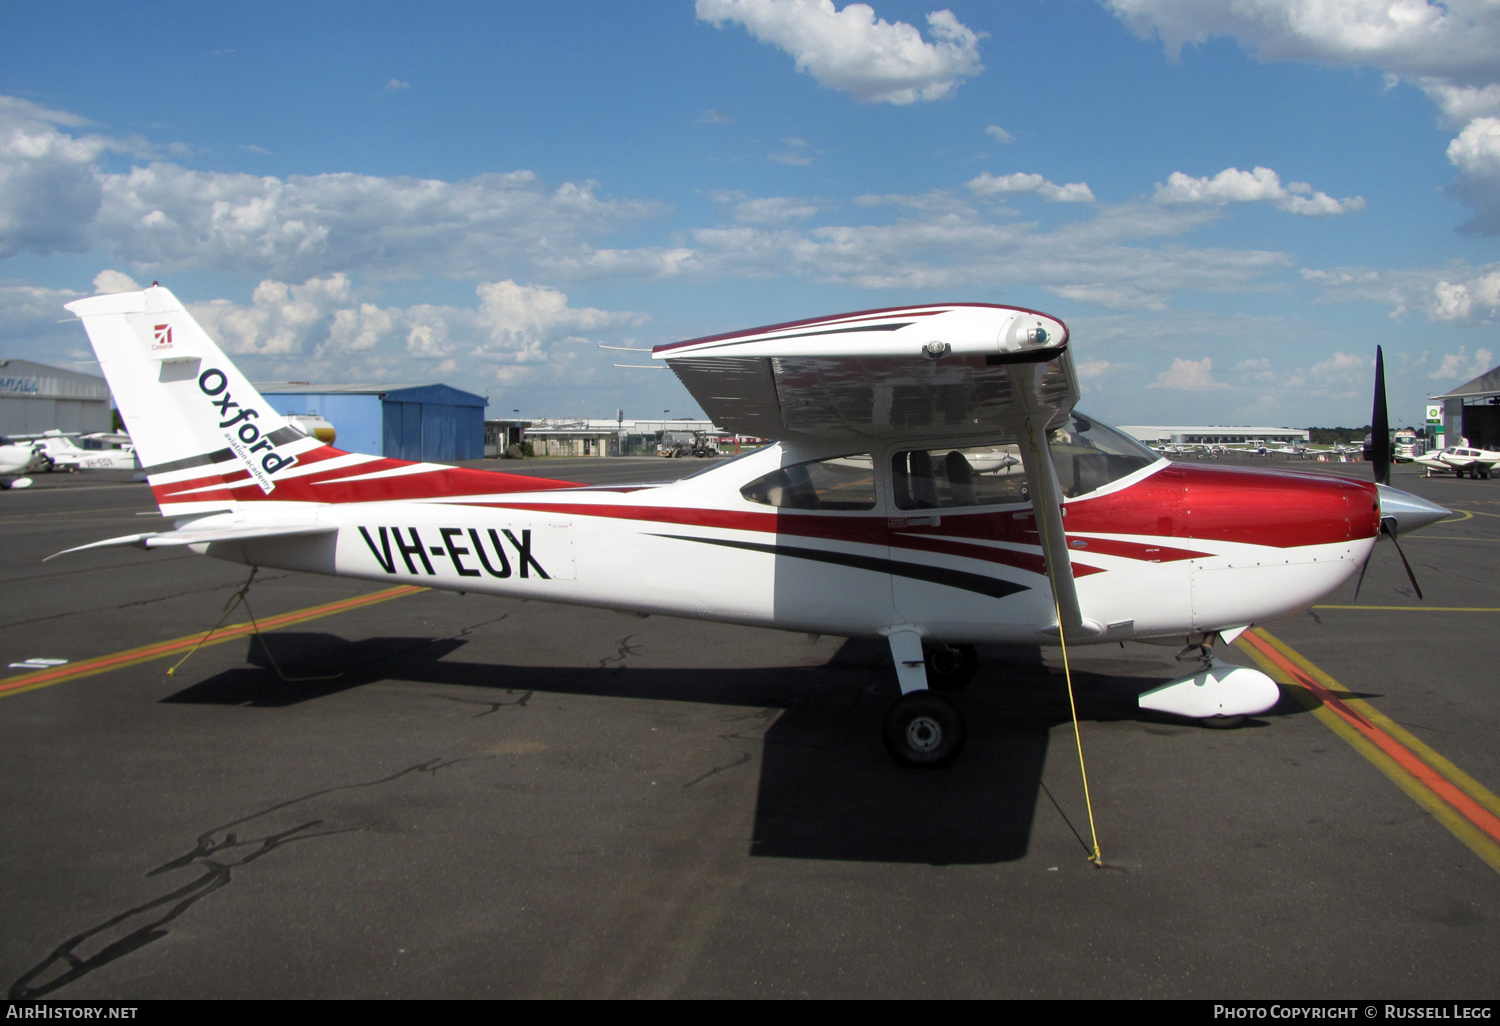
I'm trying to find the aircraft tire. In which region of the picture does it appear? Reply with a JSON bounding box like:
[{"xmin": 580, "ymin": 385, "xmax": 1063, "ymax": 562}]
[
  {"xmin": 883, "ymin": 692, "xmax": 966, "ymax": 768},
  {"xmin": 1199, "ymin": 714, "xmax": 1246, "ymax": 729},
  {"xmin": 924, "ymin": 643, "xmax": 978, "ymax": 691}
]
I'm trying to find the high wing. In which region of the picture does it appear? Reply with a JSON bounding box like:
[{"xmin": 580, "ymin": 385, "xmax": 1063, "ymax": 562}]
[
  {"xmin": 653, "ymin": 304, "xmax": 1076, "ymax": 442},
  {"xmin": 654, "ymin": 303, "xmax": 1097, "ymax": 638}
]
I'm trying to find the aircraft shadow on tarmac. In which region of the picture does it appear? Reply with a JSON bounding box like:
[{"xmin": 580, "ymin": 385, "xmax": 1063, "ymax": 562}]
[{"xmin": 163, "ymin": 632, "xmax": 1315, "ymax": 866}]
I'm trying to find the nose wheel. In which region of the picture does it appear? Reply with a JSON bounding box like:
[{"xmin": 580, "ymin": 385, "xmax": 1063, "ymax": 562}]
[{"xmin": 883, "ymin": 692, "xmax": 966, "ymax": 768}]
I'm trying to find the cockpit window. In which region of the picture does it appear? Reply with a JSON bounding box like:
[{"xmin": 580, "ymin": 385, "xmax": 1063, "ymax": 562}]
[{"xmin": 741, "ymin": 454, "xmax": 876, "ymax": 510}]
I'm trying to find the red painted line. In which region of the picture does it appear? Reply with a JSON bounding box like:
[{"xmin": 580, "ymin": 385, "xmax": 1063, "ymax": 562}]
[{"xmin": 1240, "ymin": 630, "xmax": 1500, "ymax": 846}]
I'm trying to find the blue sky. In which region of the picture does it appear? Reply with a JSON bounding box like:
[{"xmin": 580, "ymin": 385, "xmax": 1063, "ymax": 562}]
[{"xmin": 2, "ymin": 0, "xmax": 1498, "ymax": 430}]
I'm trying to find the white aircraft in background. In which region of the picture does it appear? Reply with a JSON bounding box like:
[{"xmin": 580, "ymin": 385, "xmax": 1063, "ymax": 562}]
[
  {"xmin": 0, "ymin": 436, "xmax": 42, "ymax": 489},
  {"xmin": 31, "ymin": 430, "xmax": 140, "ymax": 472},
  {"xmin": 55, "ymin": 288, "xmax": 1449, "ymax": 767},
  {"xmin": 1415, "ymin": 445, "xmax": 1499, "ymax": 479}
]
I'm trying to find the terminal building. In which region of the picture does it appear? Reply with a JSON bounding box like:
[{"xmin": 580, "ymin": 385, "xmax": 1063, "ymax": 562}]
[
  {"xmin": 256, "ymin": 382, "xmax": 486, "ymax": 462},
  {"xmin": 1117, "ymin": 424, "xmax": 1310, "ymax": 446},
  {"xmin": 505, "ymin": 418, "xmax": 722, "ymax": 458},
  {"xmin": 1430, "ymin": 365, "xmax": 1500, "ymax": 450},
  {"xmin": 0, "ymin": 358, "xmax": 113, "ymax": 436}
]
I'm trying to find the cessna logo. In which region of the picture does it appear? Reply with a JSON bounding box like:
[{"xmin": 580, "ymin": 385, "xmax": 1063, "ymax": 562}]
[
  {"xmin": 198, "ymin": 367, "xmax": 296, "ymax": 492},
  {"xmin": 152, "ymin": 324, "xmax": 173, "ymax": 351},
  {"xmin": 358, "ymin": 526, "xmax": 550, "ymax": 579}
]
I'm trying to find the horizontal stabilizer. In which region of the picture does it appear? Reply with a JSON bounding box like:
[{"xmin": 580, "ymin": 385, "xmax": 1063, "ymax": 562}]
[{"xmin": 47, "ymin": 522, "xmax": 336, "ymax": 561}]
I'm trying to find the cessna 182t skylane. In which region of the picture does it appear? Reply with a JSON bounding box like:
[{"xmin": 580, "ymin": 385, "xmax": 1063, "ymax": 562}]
[{"xmin": 56, "ymin": 287, "xmax": 1450, "ymax": 766}]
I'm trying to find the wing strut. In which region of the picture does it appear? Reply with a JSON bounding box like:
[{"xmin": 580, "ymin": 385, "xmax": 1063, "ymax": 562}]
[{"xmin": 1012, "ymin": 363, "xmax": 1104, "ymax": 641}]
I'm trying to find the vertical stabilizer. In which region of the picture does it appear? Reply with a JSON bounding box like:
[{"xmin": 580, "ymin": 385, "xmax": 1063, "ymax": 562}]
[{"xmin": 65, "ymin": 285, "xmax": 322, "ymax": 501}]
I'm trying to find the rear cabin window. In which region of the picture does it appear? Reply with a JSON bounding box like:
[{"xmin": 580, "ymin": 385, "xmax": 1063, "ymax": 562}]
[{"xmin": 741, "ymin": 455, "xmax": 876, "ymax": 510}]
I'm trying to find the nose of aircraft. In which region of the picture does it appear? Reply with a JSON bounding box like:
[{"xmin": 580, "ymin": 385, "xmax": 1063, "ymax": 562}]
[{"xmin": 1376, "ymin": 484, "xmax": 1451, "ymax": 536}]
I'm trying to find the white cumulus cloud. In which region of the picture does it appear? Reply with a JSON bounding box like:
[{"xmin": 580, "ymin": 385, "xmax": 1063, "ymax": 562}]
[
  {"xmin": 1105, "ymin": 1, "xmax": 1500, "ymax": 231},
  {"xmin": 1447, "ymin": 116, "xmax": 1500, "ymax": 232},
  {"xmin": 1306, "ymin": 261, "xmax": 1500, "ymax": 321},
  {"xmin": 695, "ymin": 0, "xmax": 984, "ymax": 104},
  {"xmin": 1104, "ymin": 0, "xmax": 1500, "ymax": 85},
  {"xmin": 1149, "ymin": 356, "xmax": 1228, "ymax": 389},
  {"xmin": 92, "ymin": 269, "xmax": 141, "ymax": 294},
  {"xmin": 1429, "ymin": 345, "xmax": 1496, "ymax": 381},
  {"xmin": 184, "ymin": 275, "xmax": 645, "ymax": 384},
  {"xmin": 968, "ymin": 172, "xmax": 1095, "ymax": 202},
  {"xmin": 1155, "ymin": 166, "xmax": 1364, "ymax": 215}
]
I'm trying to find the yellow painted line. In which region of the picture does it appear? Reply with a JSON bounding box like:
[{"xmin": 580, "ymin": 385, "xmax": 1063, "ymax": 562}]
[
  {"xmin": 0, "ymin": 584, "xmax": 427, "ymax": 699},
  {"xmin": 1314, "ymin": 605, "xmax": 1500, "ymax": 611},
  {"xmin": 1237, "ymin": 628, "xmax": 1500, "ymax": 873}
]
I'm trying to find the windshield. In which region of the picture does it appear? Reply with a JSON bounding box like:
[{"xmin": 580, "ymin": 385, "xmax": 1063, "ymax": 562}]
[{"xmin": 1049, "ymin": 413, "xmax": 1159, "ymax": 497}]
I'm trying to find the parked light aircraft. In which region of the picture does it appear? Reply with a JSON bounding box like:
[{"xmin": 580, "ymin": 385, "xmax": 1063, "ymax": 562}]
[
  {"xmin": 56, "ymin": 287, "xmax": 1450, "ymax": 766},
  {"xmin": 1415, "ymin": 445, "xmax": 1499, "ymax": 479},
  {"xmin": 0, "ymin": 436, "xmax": 41, "ymax": 489},
  {"xmin": 31, "ymin": 430, "xmax": 140, "ymax": 472}
]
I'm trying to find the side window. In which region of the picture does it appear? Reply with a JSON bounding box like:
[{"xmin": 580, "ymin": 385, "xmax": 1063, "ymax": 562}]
[
  {"xmin": 741, "ymin": 455, "xmax": 876, "ymax": 510},
  {"xmin": 891, "ymin": 446, "xmax": 1028, "ymax": 510}
]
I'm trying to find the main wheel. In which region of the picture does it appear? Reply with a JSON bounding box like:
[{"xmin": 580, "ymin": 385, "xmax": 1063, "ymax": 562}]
[
  {"xmin": 1199, "ymin": 714, "xmax": 1246, "ymax": 729},
  {"xmin": 924, "ymin": 643, "xmax": 978, "ymax": 691},
  {"xmin": 883, "ymin": 692, "xmax": 966, "ymax": 768}
]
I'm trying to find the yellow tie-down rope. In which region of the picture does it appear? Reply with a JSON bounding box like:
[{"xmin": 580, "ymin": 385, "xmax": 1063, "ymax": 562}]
[
  {"xmin": 1054, "ymin": 594, "xmax": 1103, "ymax": 867},
  {"xmin": 167, "ymin": 566, "xmax": 342, "ymax": 683},
  {"xmin": 1025, "ymin": 416, "xmax": 1104, "ymax": 866}
]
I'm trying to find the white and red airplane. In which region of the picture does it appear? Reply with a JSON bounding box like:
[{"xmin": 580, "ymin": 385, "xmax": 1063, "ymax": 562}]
[{"xmin": 56, "ymin": 287, "xmax": 1449, "ymax": 766}]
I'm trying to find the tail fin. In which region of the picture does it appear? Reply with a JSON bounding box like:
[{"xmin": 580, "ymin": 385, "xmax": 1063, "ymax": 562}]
[
  {"xmin": 67, "ymin": 286, "xmax": 315, "ymax": 493},
  {"xmin": 67, "ymin": 285, "xmax": 580, "ymax": 516}
]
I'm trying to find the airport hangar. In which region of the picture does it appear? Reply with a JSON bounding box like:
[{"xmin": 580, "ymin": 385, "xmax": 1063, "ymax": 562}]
[
  {"xmin": 256, "ymin": 382, "xmax": 486, "ymax": 462},
  {"xmin": 0, "ymin": 358, "xmax": 113, "ymax": 436},
  {"xmin": 1431, "ymin": 363, "xmax": 1500, "ymax": 450},
  {"xmin": 1117, "ymin": 424, "xmax": 1311, "ymax": 446}
]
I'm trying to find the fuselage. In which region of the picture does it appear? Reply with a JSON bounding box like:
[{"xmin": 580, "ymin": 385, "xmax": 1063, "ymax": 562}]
[{"xmin": 157, "ymin": 427, "xmax": 1381, "ymax": 647}]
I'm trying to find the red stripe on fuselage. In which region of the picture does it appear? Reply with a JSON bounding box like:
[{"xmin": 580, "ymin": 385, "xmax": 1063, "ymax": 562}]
[
  {"xmin": 151, "ymin": 445, "xmax": 583, "ymax": 506},
  {"xmin": 478, "ymin": 463, "xmax": 1377, "ymax": 558}
]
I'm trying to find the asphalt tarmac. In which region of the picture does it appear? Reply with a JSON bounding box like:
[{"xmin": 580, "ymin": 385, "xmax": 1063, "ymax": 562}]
[{"xmin": 0, "ymin": 454, "xmax": 1496, "ymax": 999}]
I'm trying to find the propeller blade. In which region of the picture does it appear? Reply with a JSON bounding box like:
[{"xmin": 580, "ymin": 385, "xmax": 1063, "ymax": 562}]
[
  {"xmin": 1352, "ymin": 550, "xmax": 1371, "ymax": 602},
  {"xmin": 1371, "ymin": 345, "xmax": 1390, "ymax": 486},
  {"xmin": 1382, "ymin": 519, "xmax": 1424, "ymax": 601}
]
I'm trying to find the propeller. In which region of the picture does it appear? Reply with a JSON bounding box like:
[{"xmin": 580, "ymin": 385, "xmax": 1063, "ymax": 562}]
[
  {"xmin": 1354, "ymin": 516, "xmax": 1423, "ymax": 601},
  {"xmin": 1350, "ymin": 344, "xmax": 1449, "ymax": 601},
  {"xmin": 1371, "ymin": 345, "xmax": 1390, "ymax": 486}
]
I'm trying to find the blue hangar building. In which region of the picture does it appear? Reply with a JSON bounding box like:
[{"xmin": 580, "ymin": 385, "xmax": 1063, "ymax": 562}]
[{"xmin": 256, "ymin": 382, "xmax": 487, "ymax": 462}]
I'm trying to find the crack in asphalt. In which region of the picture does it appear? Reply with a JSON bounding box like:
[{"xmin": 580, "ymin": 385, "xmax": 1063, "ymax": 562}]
[
  {"xmin": 598, "ymin": 635, "xmax": 645, "ymax": 676},
  {"xmin": 7, "ymin": 756, "xmax": 483, "ymax": 999},
  {"xmin": 432, "ymin": 689, "xmax": 533, "ymax": 717}
]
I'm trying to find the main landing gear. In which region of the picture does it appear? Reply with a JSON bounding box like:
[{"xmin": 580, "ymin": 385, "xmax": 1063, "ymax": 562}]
[
  {"xmin": 879, "ymin": 629, "xmax": 974, "ymax": 768},
  {"xmin": 883, "ymin": 691, "xmax": 966, "ymax": 768}
]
